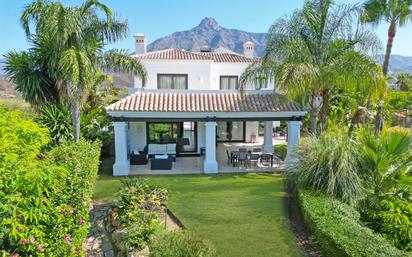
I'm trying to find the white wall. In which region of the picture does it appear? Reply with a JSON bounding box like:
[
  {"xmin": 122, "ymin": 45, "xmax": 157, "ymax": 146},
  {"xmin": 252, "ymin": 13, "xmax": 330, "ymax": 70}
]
[
  {"xmin": 134, "ymin": 60, "xmax": 212, "ymax": 90},
  {"xmin": 133, "ymin": 59, "xmax": 274, "ymax": 90},
  {"xmin": 129, "ymin": 121, "xmax": 147, "ymax": 152}
]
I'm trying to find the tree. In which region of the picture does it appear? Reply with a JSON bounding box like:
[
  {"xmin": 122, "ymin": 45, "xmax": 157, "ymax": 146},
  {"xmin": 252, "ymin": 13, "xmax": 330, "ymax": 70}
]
[
  {"xmin": 362, "ymin": 0, "xmax": 412, "ymax": 76},
  {"xmin": 5, "ymin": 0, "xmax": 147, "ymax": 142},
  {"xmin": 241, "ymin": 0, "xmax": 383, "ymax": 134},
  {"xmin": 395, "ymin": 72, "xmax": 412, "ymax": 91}
]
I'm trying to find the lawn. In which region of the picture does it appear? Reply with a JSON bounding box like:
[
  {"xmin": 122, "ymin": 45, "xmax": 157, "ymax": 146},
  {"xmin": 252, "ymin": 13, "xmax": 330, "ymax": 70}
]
[{"xmin": 93, "ymin": 173, "xmax": 304, "ymax": 257}]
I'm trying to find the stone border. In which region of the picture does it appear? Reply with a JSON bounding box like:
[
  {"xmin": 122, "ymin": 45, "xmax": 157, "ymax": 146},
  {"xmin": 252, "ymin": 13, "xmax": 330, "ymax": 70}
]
[{"xmin": 165, "ymin": 208, "xmax": 185, "ymax": 229}]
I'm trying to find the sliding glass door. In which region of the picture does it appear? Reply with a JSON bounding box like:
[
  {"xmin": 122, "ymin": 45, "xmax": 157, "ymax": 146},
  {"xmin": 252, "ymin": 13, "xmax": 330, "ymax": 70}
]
[
  {"xmin": 217, "ymin": 121, "xmax": 245, "ymax": 142},
  {"xmin": 147, "ymin": 122, "xmax": 197, "ymax": 153}
]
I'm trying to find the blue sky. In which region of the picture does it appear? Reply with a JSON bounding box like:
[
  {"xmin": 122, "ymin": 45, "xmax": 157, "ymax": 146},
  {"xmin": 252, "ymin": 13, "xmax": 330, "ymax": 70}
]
[{"xmin": 1, "ymin": 0, "xmax": 412, "ymax": 56}]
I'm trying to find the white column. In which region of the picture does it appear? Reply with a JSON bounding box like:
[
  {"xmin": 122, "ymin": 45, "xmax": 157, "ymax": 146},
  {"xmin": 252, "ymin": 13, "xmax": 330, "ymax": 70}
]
[
  {"xmin": 262, "ymin": 121, "xmax": 274, "ymax": 153},
  {"xmin": 286, "ymin": 121, "xmax": 302, "ymax": 163},
  {"xmin": 113, "ymin": 121, "xmax": 130, "ymax": 176},
  {"xmin": 203, "ymin": 122, "xmax": 218, "ymax": 174}
]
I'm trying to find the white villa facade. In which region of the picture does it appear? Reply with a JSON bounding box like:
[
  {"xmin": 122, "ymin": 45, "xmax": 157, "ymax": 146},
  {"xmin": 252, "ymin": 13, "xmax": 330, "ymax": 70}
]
[{"xmin": 106, "ymin": 34, "xmax": 307, "ymax": 176}]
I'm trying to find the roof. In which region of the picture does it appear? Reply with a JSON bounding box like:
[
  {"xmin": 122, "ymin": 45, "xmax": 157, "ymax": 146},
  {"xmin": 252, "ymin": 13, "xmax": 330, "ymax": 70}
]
[
  {"xmin": 106, "ymin": 90, "xmax": 304, "ymax": 113},
  {"xmin": 132, "ymin": 48, "xmax": 256, "ymax": 63}
]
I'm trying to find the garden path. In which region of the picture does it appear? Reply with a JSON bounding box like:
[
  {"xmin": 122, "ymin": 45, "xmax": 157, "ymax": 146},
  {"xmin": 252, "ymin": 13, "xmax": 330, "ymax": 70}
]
[{"xmin": 85, "ymin": 203, "xmax": 116, "ymax": 257}]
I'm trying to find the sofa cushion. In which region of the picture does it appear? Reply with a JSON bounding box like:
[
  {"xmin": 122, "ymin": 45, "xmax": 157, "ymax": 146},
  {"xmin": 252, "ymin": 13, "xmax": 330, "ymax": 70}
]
[
  {"xmin": 148, "ymin": 144, "xmax": 157, "ymax": 155},
  {"xmin": 157, "ymin": 144, "xmax": 167, "ymax": 154},
  {"xmin": 166, "ymin": 144, "xmax": 176, "ymax": 154}
]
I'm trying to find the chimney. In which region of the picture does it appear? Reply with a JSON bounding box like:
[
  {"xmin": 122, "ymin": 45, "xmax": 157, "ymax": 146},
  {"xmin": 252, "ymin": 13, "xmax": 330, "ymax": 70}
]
[
  {"xmin": 200, "ymin": 45, "xmax": 211, "ymax": 52},
  {"xmin": 134, "ymin": 33, "xmax": 147, "ymax": 54},
  {"xmin": 243, "ymin": 41, "xmax": 255, "ymax": 58}
]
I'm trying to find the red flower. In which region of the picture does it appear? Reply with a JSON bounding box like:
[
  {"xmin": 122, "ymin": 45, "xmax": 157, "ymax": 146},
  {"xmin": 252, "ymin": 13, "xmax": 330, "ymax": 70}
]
[{"xmin": 21, "ymin": 239, "xmax": 27, "ymax": 244}]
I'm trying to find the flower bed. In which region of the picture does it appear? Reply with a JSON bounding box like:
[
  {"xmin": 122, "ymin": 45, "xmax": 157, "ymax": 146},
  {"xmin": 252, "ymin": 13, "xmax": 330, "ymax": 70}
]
[{"xmin": 108, "ymin": 178, "xmax": 168, "ymax": 255}]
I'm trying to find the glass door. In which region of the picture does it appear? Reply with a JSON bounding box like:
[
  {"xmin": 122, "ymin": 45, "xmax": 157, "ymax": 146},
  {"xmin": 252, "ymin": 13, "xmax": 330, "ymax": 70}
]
[
  {"xmin": 217, "ymin": 121, "xmax": 245, "ymax": 142},
  {"xmin": 147, "ymin": 122, "xmax": 197, "ymax": 154},
  {"xmin": 181, "ymin": 122, "xmax": 196, "ymax": 152}
]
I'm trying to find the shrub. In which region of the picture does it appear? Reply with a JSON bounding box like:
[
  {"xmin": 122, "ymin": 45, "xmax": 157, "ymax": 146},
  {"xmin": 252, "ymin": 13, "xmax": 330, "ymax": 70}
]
[
  {"xmin": 38, "ymin": 104, "xmax": 73, "ymax": 144},
  {"xmin": 0, "ymin": 106, "xmax": 101, "ymax": 257},
  {"xmin": 357, "ymin": 127, "xmax": 412, "ymax": 196},
  {"xmin": 117, "ymin": 178, "xmax": 168, "ymax": 251},
  {"xmin": 81, "ymin": 107, "xmax": 113, "ymax": 157},
  {"xmin": 274, "ymin": 144, "xmax": 287, "ymax": 160},
  {"xmin": 360, "ymin": 187, "xmax": 412, "ymax": 251},
  {"xmin": 149, "ymin": 230, "xmax": 217, "ymax": 257},
  {"xmin": 299, "ymin": 191, "xmax": 408, "ymax": 257},
  {"xmin": 0, "ymin": 104, "xmax": 49, "ymax": 164},
  {"xmin": 289, "ymin": 129, "xmax": 363, "ymax": 202}
]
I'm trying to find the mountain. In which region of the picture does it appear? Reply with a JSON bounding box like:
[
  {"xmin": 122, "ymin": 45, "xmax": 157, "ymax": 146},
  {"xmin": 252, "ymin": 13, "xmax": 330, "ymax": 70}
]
[
  {"xmin": 147, "ymin": 17, "xmax": 412, "ymax": 74},
  {"xmin": 147, "ymin": 17, "xmax": 267, "ymax": 57},
  {"xmin": 375, "ymin": 55, "xmax": 412, "ymax": 75},
  {"xmin": 0, "ymin": 59, "xmax": 5, "ymax": 75}
]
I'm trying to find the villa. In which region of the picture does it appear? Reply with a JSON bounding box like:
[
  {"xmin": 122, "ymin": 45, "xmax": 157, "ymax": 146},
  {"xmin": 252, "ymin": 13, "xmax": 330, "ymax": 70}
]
[{"xmin": 106, "ymin": 34, "xmax": 307, "ymax": 176}]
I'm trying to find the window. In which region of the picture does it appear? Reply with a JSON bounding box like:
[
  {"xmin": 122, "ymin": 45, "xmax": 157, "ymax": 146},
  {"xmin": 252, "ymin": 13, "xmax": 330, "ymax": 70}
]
[
  {"xmin": 220, "ymin": 76, "xmax": 239, "ymax": 90},
  {"xmin": 157, "ymin": 74, "xmax": 187, "ymax": 89},
  {"xmin": 148, "ymin": 123, "xmax": 178, "ymax": 143},
  {"xmin": 255, "ymin": 77, "xmax": 268, "ymax": 90}
]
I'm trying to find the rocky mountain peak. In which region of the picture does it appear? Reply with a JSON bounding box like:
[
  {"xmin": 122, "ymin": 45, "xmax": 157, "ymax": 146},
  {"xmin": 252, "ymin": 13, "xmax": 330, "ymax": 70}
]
[{"xmin": 198, "ymin": 17, "xmax": 220, "ymax": 31}]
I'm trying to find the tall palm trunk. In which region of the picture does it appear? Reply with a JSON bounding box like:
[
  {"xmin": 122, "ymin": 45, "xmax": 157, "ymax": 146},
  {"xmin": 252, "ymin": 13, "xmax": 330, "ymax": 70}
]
[
  {"xmin": 67, "ymin": 83, "xmax": 81, "ymax": 143},
  {"xmin": 319, "ymin": 89, "xmax": 329, "ymax": 133},
  {"xmin": 70, "ymin": 101, "xmax": 81, "ymax": 142},
  {"xmin": 308, "ymin": 94, "xmax": 323, "ymax": 135},
  {"xmin": 309, "ymin": 109, "xmax": 318, "ymax": 135},
  {"xmin": 382, "ymin": 20, "xmax": 397, "ymax": 76}
]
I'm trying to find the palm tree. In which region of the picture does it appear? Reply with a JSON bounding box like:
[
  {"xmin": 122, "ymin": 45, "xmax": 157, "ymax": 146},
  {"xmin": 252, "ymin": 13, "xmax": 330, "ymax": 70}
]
[
  {"xmin": 362, "ymin": 0, "xmax": 412, "ymax": 76},
  {"xmin": 5, "ymin": 0, "xmax": 147, "ymax": 142},
  {"xmin": 395, "ymin": 72, "xmax": 412, "ymax": 91},
  {"xmin": 241, "ymin": 0, "xmax": 383, "ymax": 134}
]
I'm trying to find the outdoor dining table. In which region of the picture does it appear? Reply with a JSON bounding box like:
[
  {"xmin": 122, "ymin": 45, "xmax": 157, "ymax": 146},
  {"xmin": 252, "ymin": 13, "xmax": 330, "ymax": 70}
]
[{"xmin": 230, "ymin": 151, "xmax": 276, "ymax": 167}]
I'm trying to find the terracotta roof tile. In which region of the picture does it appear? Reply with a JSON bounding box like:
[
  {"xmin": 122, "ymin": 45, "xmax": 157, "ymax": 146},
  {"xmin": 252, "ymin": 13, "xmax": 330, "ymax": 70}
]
[
  {"xmin": 106, "ymin": 91, "xmax": 304, "ymax": 113},
  {"xmin": 132, "ymin": 48, "xmax": 256, "ymax": 63}
]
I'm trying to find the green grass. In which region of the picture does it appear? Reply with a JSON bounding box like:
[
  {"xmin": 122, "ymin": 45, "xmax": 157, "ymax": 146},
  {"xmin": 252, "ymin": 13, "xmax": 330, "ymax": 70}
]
[{"xmin": 93, "ymin": 173, "xmax": 304, "ymax": 257}]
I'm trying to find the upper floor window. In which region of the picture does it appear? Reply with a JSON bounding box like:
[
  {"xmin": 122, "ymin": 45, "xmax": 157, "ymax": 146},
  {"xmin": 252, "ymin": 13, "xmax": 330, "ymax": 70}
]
[
  {"xmin": 220, "ymin": 76, "xmax": 239, "ymax": 90},
  {"xmin": 157, "ymin": 74, "xmax": 188, "ymax": 89},
  {"xmin": 255, "ymin": 77, "xmax": 268, "ymax": 90}
]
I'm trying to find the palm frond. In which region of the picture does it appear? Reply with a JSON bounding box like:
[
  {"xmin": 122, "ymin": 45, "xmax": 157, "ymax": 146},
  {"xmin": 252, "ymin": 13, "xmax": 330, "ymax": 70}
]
[{"xmin": 102, "ymin": 49, "xmax": 147, "ymax": 86}]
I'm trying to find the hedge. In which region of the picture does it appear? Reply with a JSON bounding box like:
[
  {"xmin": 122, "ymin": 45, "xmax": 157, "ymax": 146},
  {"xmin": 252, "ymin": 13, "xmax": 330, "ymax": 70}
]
[
  {"xmin": 298, "ymin": 191, "xmax": 408, "ymax": 257},
  {"xmin": 0, "ymin": 106, "xmax": 101, "ymax": 256}
]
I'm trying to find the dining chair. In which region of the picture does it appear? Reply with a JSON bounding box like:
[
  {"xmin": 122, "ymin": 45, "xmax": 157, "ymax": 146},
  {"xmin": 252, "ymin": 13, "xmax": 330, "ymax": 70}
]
[
  {"xmin": 239, "ymin": 148, "xmax": 247, "ymax": 152},
  {"xmin": 238, "ymin": 152, "xmax": 248, "ymax": 167},
  {"xmin": 260, "ymin": 154, "xmax": 272, "ymax": 167},
  {"xmin": 252, "ymin": 147, "xmax": 261, "ymax": 153},
  {"xmin": 226, "ymin": 149, "xmax": 232, "ymax": 165},
  {"xmin": 248, "ymin": 154, "xmax": 259, "ymax": 167}
]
